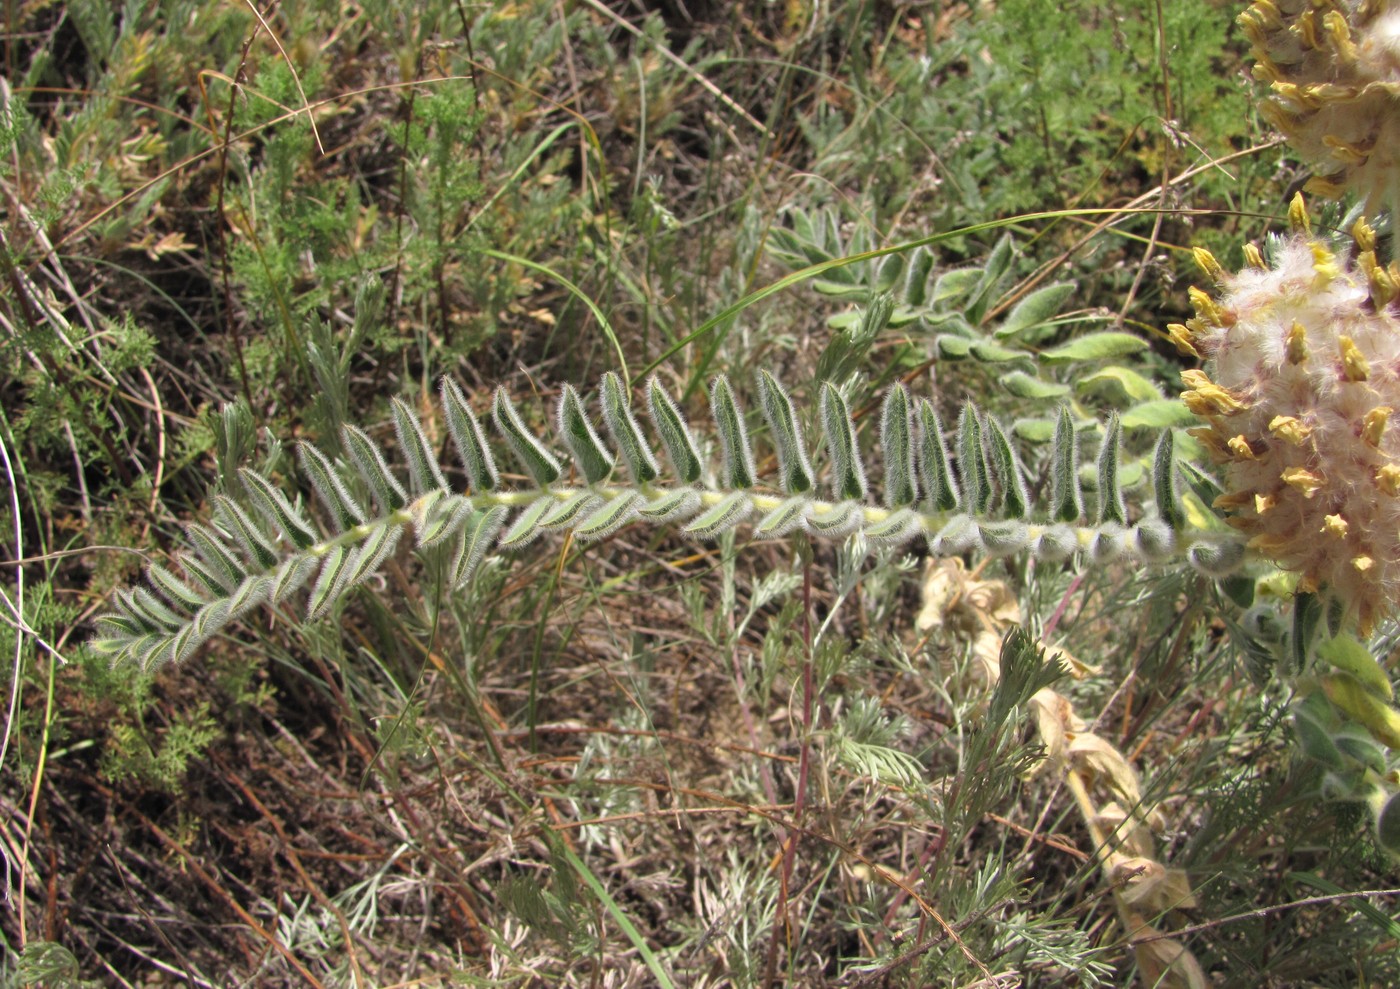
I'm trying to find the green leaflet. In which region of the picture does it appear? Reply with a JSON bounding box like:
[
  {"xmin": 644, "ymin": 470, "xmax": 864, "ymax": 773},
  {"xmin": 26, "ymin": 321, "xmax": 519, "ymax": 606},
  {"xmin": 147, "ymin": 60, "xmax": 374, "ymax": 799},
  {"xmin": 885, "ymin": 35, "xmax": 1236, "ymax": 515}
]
[
  {"xmin": 441, "ymin": 377, "xmax": 500, "ymax": 492},
  {"xmin": 819, "ymin": 383, "xmax": 867, "ymax": 501},
  {"xmin": 453, "ymin": 507, "xmax": 510, "ymax": 589},
  {"xmin": 342, "ymin": 424, "xmax": 410, "ymax": 513},
  {"xmin": 494, "ymin": 387, "xmax": 562, "ymax": 487},
  {"xmin": 557, "ymin": 383, "xmax": 614, "ymax": 485},
  {"xmin": 240, "ymin": 468, "xmax": 319, "ymax": 549},
  {"xmin": 600, "ymin": 372, "xmax": 660, "ymax": 484},
  {"xmin": 1152, "ymin": 429, "xmax": 1184, "ymax": 530},
  {"xmin": 684, "ymin": 491, "xmax": 752, "ymax": 539},
  {"xmin": 1096, "ymin": 414, "xmax": 1127, "ymax": 526},
  {"xmin": 1049, "ymin": 408, "xmax": 1082, "ymax": 524},
  {"xmin": 575, "ymin": 491, "xmax": 643, "ymax": 541},
  {"xmin": 756, "ymin": 370, "xmax": 813, "ymax": 494},
  {"xmin": 710, "ymin": 375, "xmax": 755, "ymax": 490},
  {"xmin": 881, "ymin": 384, "xmax": 916, "ymax": 509},
  {"xmin": 299, "ymin": 442, "xmax": 368, "ymax": 529},
  {"xmin": 393, "ymin": 396, "xmax": 449, "ymax": 495},
  {"xmin": 646, "ymin": 377, "xmax": 703, "ymax": 484},
  {"xmin": 957, "ymin": 407, "xmax": 991, "ymax": 515},
  {"xmin": 916, "ymin": 400, "xmax": 959, "ymax": 513},
  {"xmin": 984, "ymin": 415, "xmax": 1029, "ymax": 520}
]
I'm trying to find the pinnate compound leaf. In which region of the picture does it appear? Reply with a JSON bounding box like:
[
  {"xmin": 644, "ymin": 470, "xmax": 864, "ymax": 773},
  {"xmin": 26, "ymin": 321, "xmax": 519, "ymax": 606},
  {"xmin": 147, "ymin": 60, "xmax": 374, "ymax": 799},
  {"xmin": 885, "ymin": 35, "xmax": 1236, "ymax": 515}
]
[
  {"xmin": 756, "ymin": 370, "xmax": 813, "ymax": 494},
  {"xmin": 557, "ymin": 383, "xmax": 613, "ymax": 485}
]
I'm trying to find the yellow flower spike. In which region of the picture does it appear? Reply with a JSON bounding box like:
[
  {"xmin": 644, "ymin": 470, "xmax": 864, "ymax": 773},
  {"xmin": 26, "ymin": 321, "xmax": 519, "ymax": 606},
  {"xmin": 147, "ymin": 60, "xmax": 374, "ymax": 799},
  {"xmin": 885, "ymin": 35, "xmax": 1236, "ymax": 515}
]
[
  {"xmin": 1289, "ymin": 193, "xmax": 1311, "ymax": 235},
  {"xmin": 1282, "ymin": 466, "xmax": 1325, "ymax": 496},
  {"xmin": 1286, "ymin": 321, "xmax": 1309, "ymax": 364},
  {"xmin": 1228, "ymin": 435, "xmax": 1257, "ymax": 460},
  {"xmin": 1243, "ymin": 243, "xmax": 1267, "ymax": 270},
  {"xmin": 1166, "ymin": 323, "xmax": 1199, "ymax": 358},
  {"xmin": 1192, "ymin": 247, "xmax": 1224, "ymax": 283},
  {"xmin": 1353, "ymin": 217, "xmax": 1377, "ymax": 254},
  {"xmin": 1339, "ymin": 336, "xmax": 1370, "ymax": 381},
  {"xmin": 1377, "ymin": 464, "xmax": 1400, "ymax": 495},
  {"xmin": 1269, "ymin": 415, "xmax": 1313, "ymax": 446},
  {"xmin": 1361, "ymin": 407, "xmax": 1391, "ymax": 447},
  {"xmin": 1322, "ymin": 514, "xmax": 1350, "ymax": 538}
]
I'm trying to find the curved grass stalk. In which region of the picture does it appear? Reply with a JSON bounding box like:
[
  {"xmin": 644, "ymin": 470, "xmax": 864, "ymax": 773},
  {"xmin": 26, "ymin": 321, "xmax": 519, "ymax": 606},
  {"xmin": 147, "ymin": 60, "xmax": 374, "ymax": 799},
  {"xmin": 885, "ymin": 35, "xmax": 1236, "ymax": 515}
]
[{"xmin": 91, "ymin": 373, "xmax": 1244, "ymax": 672}]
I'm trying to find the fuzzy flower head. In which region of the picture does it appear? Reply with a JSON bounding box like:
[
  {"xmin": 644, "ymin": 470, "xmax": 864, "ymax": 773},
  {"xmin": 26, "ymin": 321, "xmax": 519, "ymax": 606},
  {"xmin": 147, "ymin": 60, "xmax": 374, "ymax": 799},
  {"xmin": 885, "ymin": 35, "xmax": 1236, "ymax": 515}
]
[
  {"xmin": 1241, "ymin": 0, "xmax": 1400, "ymax": 214},
  {"xmin": 1172, "ymin": 198, "xmax": 1400, "ymax": 634}
]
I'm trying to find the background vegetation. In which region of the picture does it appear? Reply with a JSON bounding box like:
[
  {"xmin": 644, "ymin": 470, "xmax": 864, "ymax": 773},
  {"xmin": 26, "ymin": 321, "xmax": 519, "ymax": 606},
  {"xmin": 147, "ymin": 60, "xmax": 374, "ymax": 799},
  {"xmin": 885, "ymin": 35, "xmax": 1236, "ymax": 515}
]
[{"xmin": 2, "ymin": 0, "xmax": 1395, "ymax": 985}]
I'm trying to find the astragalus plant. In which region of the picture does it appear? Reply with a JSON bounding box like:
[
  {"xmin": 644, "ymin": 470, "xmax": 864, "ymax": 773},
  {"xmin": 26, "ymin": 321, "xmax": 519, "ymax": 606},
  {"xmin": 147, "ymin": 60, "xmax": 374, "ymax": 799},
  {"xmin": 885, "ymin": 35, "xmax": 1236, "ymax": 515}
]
[{"xmin": 90, "ymin": 367, "xmax": 1238, "ymax": 673}]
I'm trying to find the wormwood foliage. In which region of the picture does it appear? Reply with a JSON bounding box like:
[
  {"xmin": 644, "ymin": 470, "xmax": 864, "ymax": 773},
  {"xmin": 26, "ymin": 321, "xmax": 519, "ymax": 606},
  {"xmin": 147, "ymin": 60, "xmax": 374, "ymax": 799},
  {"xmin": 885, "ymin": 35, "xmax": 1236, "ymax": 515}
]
[{"xmin": 91, "ymin": 372, "xmax": 1245, "ymax": 671}]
